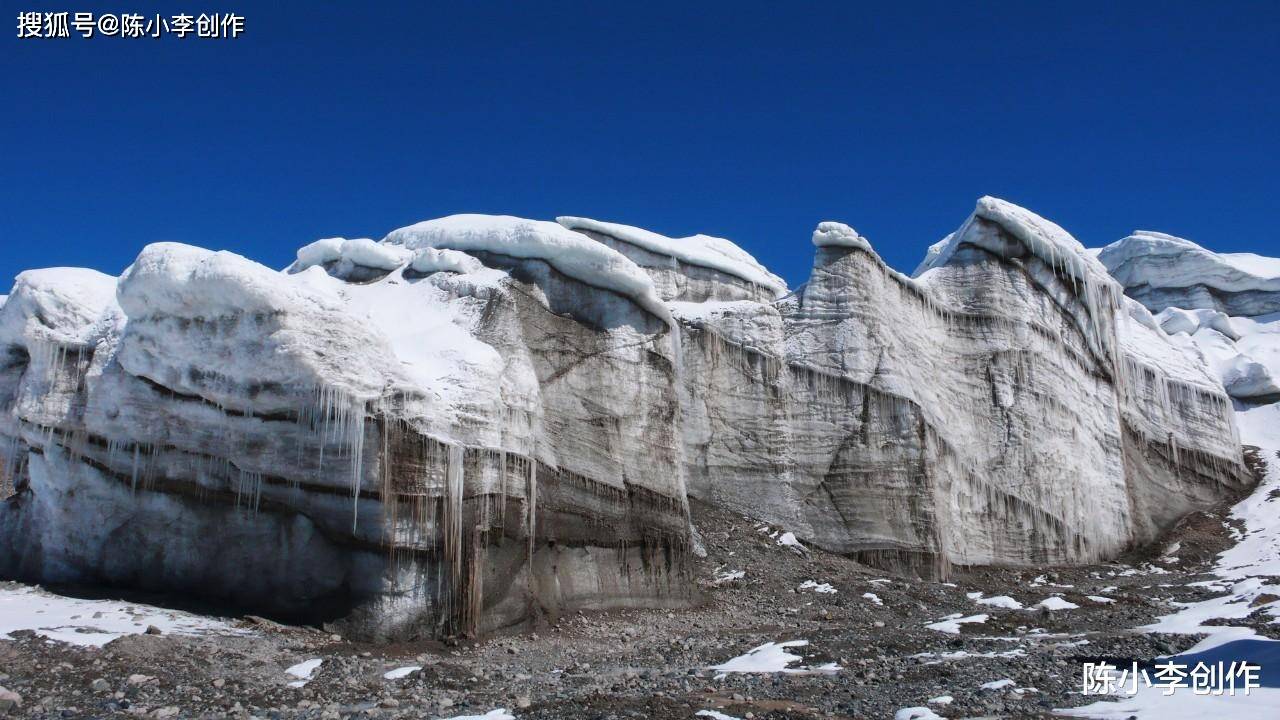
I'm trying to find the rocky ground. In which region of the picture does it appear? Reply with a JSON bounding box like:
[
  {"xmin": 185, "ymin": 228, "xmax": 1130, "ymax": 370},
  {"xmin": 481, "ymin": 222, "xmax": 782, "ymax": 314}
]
[{"xmin": 0, "ymin": 463, "xmax": 1276, "ymax": 720}]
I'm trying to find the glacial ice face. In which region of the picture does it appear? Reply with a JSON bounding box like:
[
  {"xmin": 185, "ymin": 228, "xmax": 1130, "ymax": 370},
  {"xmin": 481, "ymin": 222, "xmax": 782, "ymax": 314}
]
[
  {"xmin": 1098, "ymin": 231, "xmax": 1280, "ymax": 316},
  {"xmin": 0, "ymin": 229, "xmax": 692, "ymax": 640},
  {"xmin": 0, "ymin": 200, "xmax": 1256, "ymax": 636},
  {"xmin": 620, "ymin": 199, "xmax": 1248, "ymax": 576},
  {"xmin": 1101, "ymin": 231, "xmax": 1280, "ymax": 404}
]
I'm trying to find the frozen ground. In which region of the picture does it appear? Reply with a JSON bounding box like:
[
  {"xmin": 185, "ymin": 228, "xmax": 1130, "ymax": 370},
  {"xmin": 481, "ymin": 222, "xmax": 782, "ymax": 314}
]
[{"xmin": 1, "ymin": 462, "xmax": 1279, "ymax": 720}]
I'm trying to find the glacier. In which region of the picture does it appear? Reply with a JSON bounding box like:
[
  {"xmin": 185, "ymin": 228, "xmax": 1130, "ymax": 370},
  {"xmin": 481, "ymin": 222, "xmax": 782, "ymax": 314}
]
[
  {"xmin": 1099, "ymin": 231, "xmax": 1280, "ymax": 405},
  {"xmin": 0, "ymin": 197, "xmax": 1257, "ymax": 639}
]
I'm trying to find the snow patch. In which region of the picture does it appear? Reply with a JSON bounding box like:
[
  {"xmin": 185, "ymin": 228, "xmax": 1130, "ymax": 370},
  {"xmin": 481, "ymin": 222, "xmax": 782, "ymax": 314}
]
[
  {"xmin": 799, "ymin": 580, "xmax": 837, "ymax": 594},
  {"xmin": 0, "ymin": 584, "xmax": 244, "ymax": 647},
  {"xmin": 383, "ymin": 666, "xmax": 421, "ymax": 680},
  {"xmin": 695, "ymin": 711, "xmax": 744, "ymax": 720},
  {"xmin": 1037, "ymin": 597, "xmax": 1080, "ymax": 611},
  {"xmin": 709, "ymin": 640, "xmax": 840, "ymax": 675},
  {"xmin": 894, "ymin": 708, "xmax": 944, "ymax": 720},
  {"xmin": 925, "ymin": 613, "xmax": 989, "ymax": 634},
  {"xmin": 713, "ymin": 569, "xmax": 746, "ymax": 585},
  {"xmin": 969, "ymin": 592, "xmax": 1024, "ymax": 609},
  {"xmin": 284, "ymin": 658, "xmax": 322, "ymax": 687},
  {"xmin": 776, "ymin": 531, "xmax": 807, "ymax": 555},
  {"xmin": 437, "ymin": 711, "xmax": 515, "ymax": 720}
]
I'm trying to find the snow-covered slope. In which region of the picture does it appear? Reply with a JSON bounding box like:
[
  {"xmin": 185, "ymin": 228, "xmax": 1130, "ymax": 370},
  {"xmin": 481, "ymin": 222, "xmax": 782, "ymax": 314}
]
[{"xmin": 0, "ymin": 200, "xmax": 1256, "ymax": 638}]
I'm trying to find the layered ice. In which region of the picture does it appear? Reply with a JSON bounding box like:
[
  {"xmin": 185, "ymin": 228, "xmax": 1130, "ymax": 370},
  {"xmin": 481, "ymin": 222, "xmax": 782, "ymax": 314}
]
[
  {"xmin": 385, "ymin": 214, "xmax": 672, "ymax": 324},
  {"xmin": 556, "ymin": 216, "xmax": 787, "ymax": 297},
  {"xmin": 0, "ymin": 198, "xmax": 1258, "ymax": 638},
  {"xmin": 1101, "ymin": 231, "xmax": 1280, "ymax": 403},
  {"xmin": 1, "ymin": 218, "xmax": 693, "ymax": 640},
  {"xmin": 1098, "ymin": 230, "xmax": 1280, "ymax": 316}
]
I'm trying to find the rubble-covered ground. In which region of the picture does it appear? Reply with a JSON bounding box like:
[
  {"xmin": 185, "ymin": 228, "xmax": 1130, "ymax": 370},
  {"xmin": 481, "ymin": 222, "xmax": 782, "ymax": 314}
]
[{"xmin": 1, "ymin": 451, "xmax": 1278, "ymax": 720}]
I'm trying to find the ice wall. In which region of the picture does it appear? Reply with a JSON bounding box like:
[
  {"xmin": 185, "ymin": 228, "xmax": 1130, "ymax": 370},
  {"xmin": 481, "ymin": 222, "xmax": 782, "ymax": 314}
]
[
  {"xmin": 1099, "ymin": 232, "xmax": 1280, "ymax": 406},
  {"xmin": 578, "ymin": 198, "xmax": 1250, "ymax": 578},
  {"xmin": 0, "ymin": 231, "xmax": 692, "ymax": 640},
  {"xmin": 0, "ymin": 199, "xmax": 1257, "ymax": 637}
]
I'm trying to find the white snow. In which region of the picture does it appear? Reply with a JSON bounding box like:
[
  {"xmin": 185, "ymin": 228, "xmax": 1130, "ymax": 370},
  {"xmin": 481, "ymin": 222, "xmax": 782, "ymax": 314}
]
[
  {"xmin": 1142, "ymin": 577, "xmax": 1280, "ymax": 640},
  {"xmin": 927, "ymin": 695, "xmax": 954, "ymax": 705},
  {"xmin": 340, "ymin": 238, "xmax": 410, "ymax": 270},
  {"xmin": 556, "ymin": 215, "xmax": 787, "ymax": 297},
  {"xmin": 713, "ymin": 569, "xmax": 745, "ymax": 585},
  {"xmin": 862, "ymin": 592, "xmax": 883, "ymax": 605},
  {"xmin": 695, "ymin": 711, "xmax": 744, "ymax": 720},
  {"xmin": 293, "ymin": 238, "xmax": 344, "ymax": 270},
  {"xmin": 1156, "ymin": 307, "xmax": 1238, "ymax": 340},
  {"xmin": 437, "ymin": 711, "xmax": 514, "ymax": 720},
  {"xmin": 291, "ymin": 238, "xmax": 413, "ymax": 273},
  {"xmin": 1233, "ymin": 313, "xmax": 1280, "ymax": 392},
  {"xmin": 912, "ymin": 234, "xmax": 954, "ymax": 277},
  {"xmin": 799, "ymin": 580, "xmax": 837, "ymax": 594},
  {"xmin": 912, "ymin": 648, "xmax": 1027, "ymax": 663},
  {"xmin": 284, "ymin": 658, "xmax": 322, "ymax": 687},
  {"xmin": 0, "ymin": 584, "xmax": 243, "ymax": 647},
  {"xmin": 1036, "ymin": 597, "xmax": 1080, "ymax": 611},
  {"xmin": 1099, "ymin": 231, "xmax": 1280, "ymax": 295},
  {"xmin": 0, "ymin": 267, "xmax": 120, "ymax": 350},
  {"xmin": 974, "ymin": 594, "xmax": 1024, "ymax": 610},
  {"xmin": 1218, "ymin": 403, "xmax": 1280, "ymax": 579},
  {"xmin": 1086, "ymin": 596, "xmax": 1115, "ymax": 604},
  {"xmin": 383, "ymin": 666, "xmax": 421, "ymax": 680},
  {"xmin": 811, "ymin": 221, "xmax": 871, "ymax": 251},
  {"xmin": 1165, "ymin": 322, "xmax": 1279, "ymax": 400},
  {"xmin": 330, "ymin": 266, "xmax": 506, "ymax": 421},
  {"xmin": 410, "ymin": 247, "xmax": 483, "ymax": 275},
  {"xmin": 894, "ymin": 708, "xmax": 944, "ymax": 720},
  {"xmin": 925, "ymin": 613, "xmax": 989, "ymax": 634},
  {"xmin": 709, "ymin": 640, "xmax": 840, "ymax": 675},
  {"xmin": 1057, "ymin": 688, "xmax": 1280, "ymax": 720},
  {"xmin": 980, "ymin": 678, "xmax": 1016, "ymax": 690},
  {"xmin": 386, "ymin": 214, "xmax": 672, "ymax": 323},
  {"xmin": 776, "ymin": 532, "xmax": 807, "ymax": 554}
]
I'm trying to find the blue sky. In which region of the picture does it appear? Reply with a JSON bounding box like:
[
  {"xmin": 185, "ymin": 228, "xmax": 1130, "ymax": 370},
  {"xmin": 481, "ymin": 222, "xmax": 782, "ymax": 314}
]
[{"xmin": 3, "ymin": 0, "xmax": 1278, "ymax": 289}]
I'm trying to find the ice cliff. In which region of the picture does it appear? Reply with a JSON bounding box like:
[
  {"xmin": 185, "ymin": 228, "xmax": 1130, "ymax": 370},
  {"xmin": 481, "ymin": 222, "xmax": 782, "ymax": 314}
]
[
  {"xmin": 0, "ymin": 198, "xmax": 1256, "ymax": 638},
  {"xmin": 1098, "ymin": 232, "xmax": 1280, "ymax": 405}
]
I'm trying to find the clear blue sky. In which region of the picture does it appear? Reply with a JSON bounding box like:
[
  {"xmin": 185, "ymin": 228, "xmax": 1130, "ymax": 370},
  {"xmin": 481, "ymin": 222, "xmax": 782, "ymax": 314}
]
[{"xmin": 3, "ymin": 0, "xmax": 1278, "ymax": 290}]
